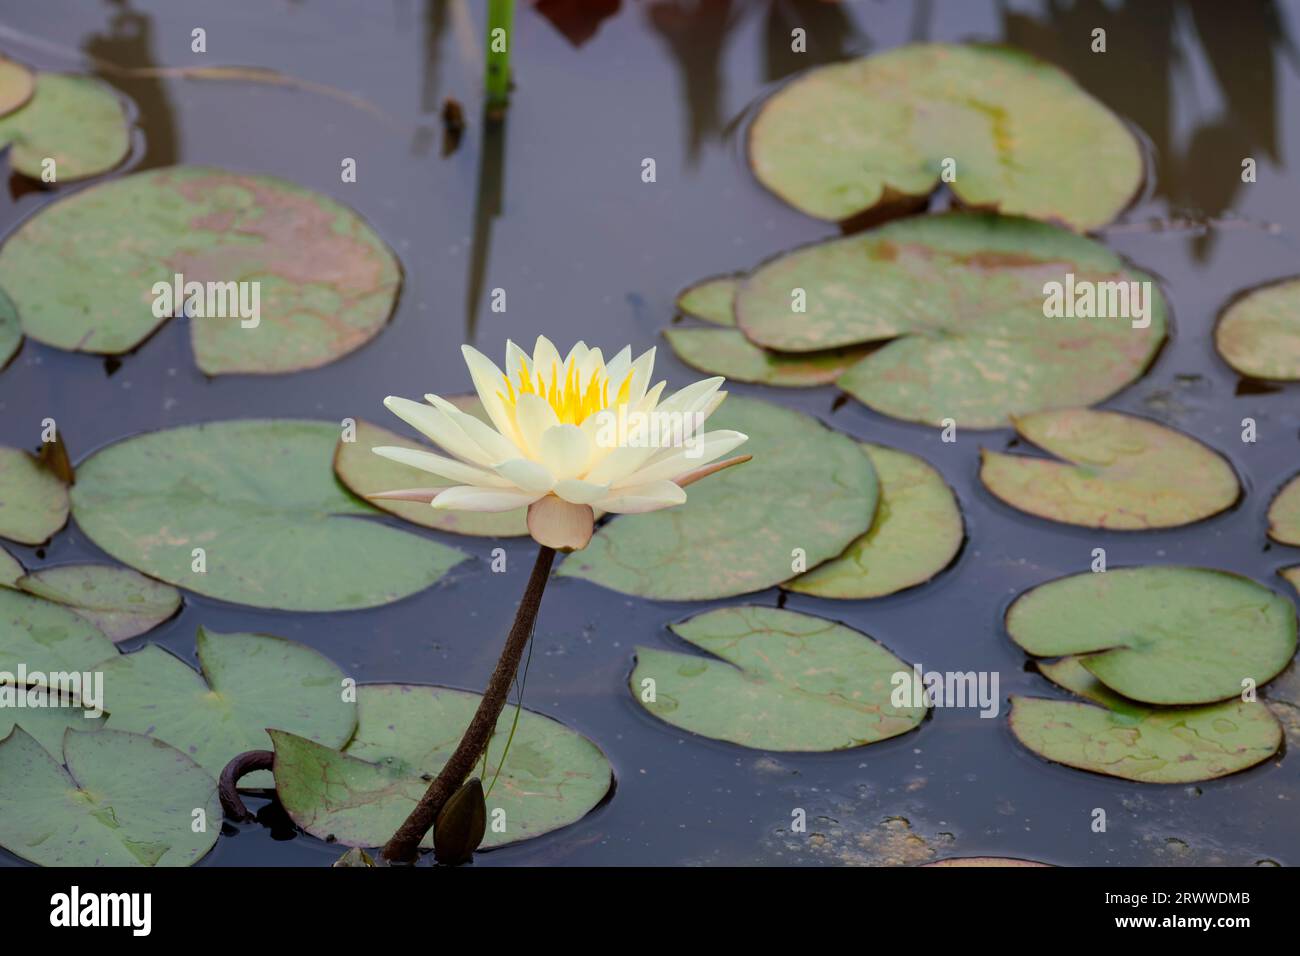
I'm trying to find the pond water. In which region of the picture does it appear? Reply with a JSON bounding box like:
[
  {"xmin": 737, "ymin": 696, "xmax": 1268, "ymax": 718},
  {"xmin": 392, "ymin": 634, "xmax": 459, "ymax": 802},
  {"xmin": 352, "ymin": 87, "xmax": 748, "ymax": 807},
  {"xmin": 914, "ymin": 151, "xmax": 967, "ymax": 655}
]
[{"xmin": 1, "ymin": 0, "xmax": 1298, "ymax": 866}]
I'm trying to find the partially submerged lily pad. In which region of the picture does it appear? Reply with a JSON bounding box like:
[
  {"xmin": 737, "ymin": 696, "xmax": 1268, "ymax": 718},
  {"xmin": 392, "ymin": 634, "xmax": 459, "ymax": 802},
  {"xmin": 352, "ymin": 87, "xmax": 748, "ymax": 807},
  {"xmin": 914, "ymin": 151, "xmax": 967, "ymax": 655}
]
[
  {"xmin": 272, "ymin": 684, "xmax": 612, "ymax": 850},
  {"xmin": 559, "ymin": 396, "xmax": 878, "ymax": 600},
  {"xmin": 735, "ymin": 213, "xmax": 1166, "ymax": 427},
  {"xmin": 923, "ymin": 857, "xmax": 1050, "ymax": 867},
  {"xmin": 1010, "ymin": 657, "xmax": 1282, "ymax": 784},
  {"xmin": 0, "ymin": 58, "xmax": 34, "ymax": 117},
  {"xmin": 335, "ymin": 403, "xmax": 529, "ymax": 537},
  {"xmin": 786, "ymin": 443, "xmax": 962, "ymax": 598},
  {"xmin": 0, "ymin": 728, "xmax": 220, "ymax": 866},
  {"xmin": 0, "ymin": 73, "xmax": 130, "ymax": 181},
  {"xmin": 100, "ymin": 628, "xmax": 356, "ymax": 785},
  {"xmin": 0, "ymin": 445, "xmax": 68, "ymax": 544},
  {"xmin": 1007, "ymin": 567, "xmax": 1297, "ymax": 705},
  {"xmin": 70, "ymin": 419, "xmax": 467, "ymax": 611},
  {"xmin": 748, "ymin": 43, "xmax": 1141, "ymax": 231},
  {"xmin": 665, "ymin": 327, "xmax": 872, "ymax": 387},
  {"xmin": 1267, "ymin": 474, "xmax": 1300, "ymax": 546},
  {"xmin": 0, "ymin": 586, "xmax": 117, "ymax": 674},
  {"xmin": 1215, "ymin": 278, "xmax": 1300, "ymax": 380},
  {"xmin": 0, "ymin": 166, "xmax": 402, "ymax": 373},
  {"xmin": 676, "ymin": 275, "xmax": 739, "ymax": 325},
  {"xmin": 17, "ymin": 564, "xmax": 181, "ymax": 641},
  {"xmin": 631, "ymin": 606, "xmax": 926, "ymax": 751},
  {"xmin": 0, "ymin": 287, "xmax": 20, "ymax": 369},
  {"xmin": 980, "ymin": 409, "xmax": 1239, "ymax": 530}
]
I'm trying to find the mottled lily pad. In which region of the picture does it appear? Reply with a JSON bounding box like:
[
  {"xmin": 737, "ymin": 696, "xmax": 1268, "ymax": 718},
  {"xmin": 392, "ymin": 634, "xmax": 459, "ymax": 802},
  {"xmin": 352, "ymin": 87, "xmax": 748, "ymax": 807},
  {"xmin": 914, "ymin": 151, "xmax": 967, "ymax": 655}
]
[
  {"xmin": 0, "ymin": 728, "xmax": 220, "ymax": 866},
  {"xmin": 0, "ymin": 73, "xmax": 130, "ymax": 181},
  {"xmin": 0, "ymin": 445, "xmax": 68, "ymax": 545},
  {"xmin": 0, "ymin": 586, "xmax": 117, "ymax": 674},
  {"xmin": 0, "ymin": 166, "xmax": 401, "ymax": 373},
  {"xmin": 1010, "ymin": 657, "xmax": 1283, "ymax": 784},
  {"xmin": 676, "ymin": 275, "xmax": 740, "ymax": 325},
  {"xmin": 0, "ymin": 544, "xmax": 22, "ymax": 587},
  {"xmin": 1268, "ymin": 474, "xmax": 1300, "ymax": 546},
  {"xmin": 980, "ymin": 409, "xmax": 1239, "ymax": 530},
  {"xmin": 1007, "ymin": 567, "xmax": 1297, "ymax": 705},
  {"xmin": 1215, "ymin": 278, "xmax": 1300, "ymax": 380},
  {"xmin": 786, "ymin": 443, "xmax": 962, "ymax": 598},
  {"xmin": 335, "ymin": 399, "xmax": 528, "ymax": 537},
  {"xmin": 923, "ymin": 857, "xmax": 1050, "ymax": 867},
  {"xmin": 631, "ymin": 606, "xmax": 926, "ymax": 751},
  {"xmin": 0, "ymin": 287, "xmax": 20, "ymax": 369},
  {"xmin": 748, "ymin": 43, "xmax": 1141, "ymax": 231},
  {"xmin": 559, "ymin": 396, "xmax": 878, "ymax": 600},
  {"xmin": 735, "ymin": 213, "xmax": 1166, "ymax": 428},
  {"xmin": 272, "ymin": 684, "xmax": 613, "ymax": 850},
  {"xmin": 0, "ymin": 58, "xmax": 34, "ymax": 117},
  {"xmin": 17, "ymin": 564, "xmax": 181, "ymax": 641},
  {"xmin": 70, "ymin": 419, "xmax": 467, "ymax": 611},
  {"xmin": 100, "ymin": 628, "xmax": 356, "ymax": 785},
  {"xmin": 1283, "ymin": 567, "xmax": 1300, "ymax": 596}
]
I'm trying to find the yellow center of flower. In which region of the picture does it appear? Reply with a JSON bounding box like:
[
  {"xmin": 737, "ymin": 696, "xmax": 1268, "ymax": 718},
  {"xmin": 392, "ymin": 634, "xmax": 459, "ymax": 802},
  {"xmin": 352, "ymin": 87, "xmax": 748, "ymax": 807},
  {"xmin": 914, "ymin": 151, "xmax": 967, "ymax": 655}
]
[{"xmin": 498, "ymin": 357, "xmax": 632, "ymax": 425}]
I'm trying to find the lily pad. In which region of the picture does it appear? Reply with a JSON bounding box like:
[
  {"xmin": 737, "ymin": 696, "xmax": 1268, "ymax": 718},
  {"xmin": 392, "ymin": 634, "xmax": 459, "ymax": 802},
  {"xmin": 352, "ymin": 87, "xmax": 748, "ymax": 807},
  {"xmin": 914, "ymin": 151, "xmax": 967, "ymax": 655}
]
[
  {"xmin": 0, "ymin": 166, "xmax": 402, "ymax": 373},
  {"xmin": 100, "ymin": 628, "xmax": 356, "ymax": 785},
  {"xmin": 665, "ymin": 327, "xmax": 872, "ymax": 387},
  {"xmin": 0, "ymin": 73, "xmax": 130, "ymax": 181},
  {"xmin": 1010, "ymin": 657, "xmax": 1282, "ymax": 784},
  {"xmin": 923, "ymin": 857, "xmax": 1050, "ymax": 867},
  {"xmin": 70, "ymin": 419, "xmax": 467, "ymax": 611},
  {"xmin": 0, "ymin": 58, "xmax": 34, "ymax": 117},
  {"xmin": 0, "ymin": 586, "xmax": 117, "ymax": 674},
  {"xmin": 559, "ymin": 396, "xmax": 878, "ymax": 600},
  {"xmin": 631, "ymin": 606, "xmax": 927, "ymax": 751},
  {"xmin": 1267, "ymin": 474, "xmax": 1300, "ymax": 546},
  {"xmin": 0, "ymin": 287, "xmax": 20, "ymax": 368},
  {"xmin": 335, "ymin": 400, "xmax": 529, "ymax": 537},
  {"xmin": 1283, "ymin": 567, "xmax": 1300, "ymax": 596},
  {"xmin": 980, "ymin": 409, "xmax": 1239, "ymax": 530},
  {"xmin": 0, "ymin": 727, "xmax": 220, "ymax": 866},
  {"xmin": 17, "ymin": 564, "xmax": 181, "ymax": 641},
  {"xmin": 1215, "ymin": 278, "xmax": 1300, "ymax": 380},
  {"xmin": 0, "ymin": 545, "xmax": 22, "ymax": 587},
  {"xmin": 748, "ymin": 43, "xmax": 1141, "ymax": 231},
  {"xmin": 735, "ymin": 213, "xmax": 1166, "ymax": 428},
  {"xmin": 0, "ymin": 707, "xmax": 103, "ymax": 758},
  {"xmin": 786, "ymin": 443, "xmax": 962, "ymax": 598},
  {"xmin": 676, "ymin": 275, "xmax": 740, "ymax": 325},
  {"xmin": 1006, "ymin": 567, "xmax": 1297, "ymax": 705},
  {"xmin": 0, "ymin": 445, "xmax": 68, "ymax": 545},
  {"xmin": 272, "ymin": 684, "xmax": 613, "ymax": 850}
]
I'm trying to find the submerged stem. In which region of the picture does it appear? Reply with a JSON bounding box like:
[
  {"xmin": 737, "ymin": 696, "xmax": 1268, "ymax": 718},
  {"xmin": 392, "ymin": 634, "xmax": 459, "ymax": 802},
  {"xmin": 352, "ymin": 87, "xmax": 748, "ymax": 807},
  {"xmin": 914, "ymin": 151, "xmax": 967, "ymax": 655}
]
[
  {"xmin": 380, "ymin": 544, "xmax": 555, "ymax": 863},
  {"xmin": 485, "ymin": 0, "xmax": 514, "ymax": 115}
]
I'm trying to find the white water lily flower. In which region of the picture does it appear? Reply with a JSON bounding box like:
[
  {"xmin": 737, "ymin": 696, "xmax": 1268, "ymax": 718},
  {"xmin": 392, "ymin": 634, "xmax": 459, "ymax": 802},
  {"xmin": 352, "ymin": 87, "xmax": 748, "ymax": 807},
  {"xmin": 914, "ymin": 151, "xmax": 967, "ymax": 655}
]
[{"xmin": 370, "ymin": 337, "xmax": 749, "ymax": 550}]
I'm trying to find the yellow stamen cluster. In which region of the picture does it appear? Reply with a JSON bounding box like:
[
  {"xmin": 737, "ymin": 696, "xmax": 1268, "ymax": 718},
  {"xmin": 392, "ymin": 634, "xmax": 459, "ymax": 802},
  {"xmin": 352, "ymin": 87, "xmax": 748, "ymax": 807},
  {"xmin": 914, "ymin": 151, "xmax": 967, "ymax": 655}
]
[{"xmin": 499, "ymin": 356, "xmax": 632, "ymax": 425}]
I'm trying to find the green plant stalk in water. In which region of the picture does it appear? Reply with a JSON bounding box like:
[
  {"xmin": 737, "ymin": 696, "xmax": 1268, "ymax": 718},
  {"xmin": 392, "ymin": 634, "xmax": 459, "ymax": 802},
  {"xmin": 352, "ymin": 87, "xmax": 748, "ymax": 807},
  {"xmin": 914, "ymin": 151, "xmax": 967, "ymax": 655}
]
[{"xmin": 485, "ymin": 0, "xmax": 514, "ymax": 115}]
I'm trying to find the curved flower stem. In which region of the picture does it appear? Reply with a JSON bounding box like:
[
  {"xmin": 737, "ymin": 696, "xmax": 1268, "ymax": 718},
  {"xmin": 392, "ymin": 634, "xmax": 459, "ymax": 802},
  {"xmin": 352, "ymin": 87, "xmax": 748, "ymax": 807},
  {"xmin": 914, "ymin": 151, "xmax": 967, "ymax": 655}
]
[
  {"xmin": 381, "ymin": 544, "xmax": 556, "ymax": 863},
  {"xmin": 218, "ymin": 749, "xmax": 274, "ymax": 821}
]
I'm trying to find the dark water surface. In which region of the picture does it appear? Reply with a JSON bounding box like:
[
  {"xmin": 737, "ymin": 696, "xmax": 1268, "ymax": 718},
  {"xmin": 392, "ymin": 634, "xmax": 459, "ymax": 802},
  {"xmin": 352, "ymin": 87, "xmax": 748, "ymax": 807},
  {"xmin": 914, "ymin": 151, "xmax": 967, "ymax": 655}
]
[{"xmin": 1, "ymin": 0, "xmax": 1298, "ymax": 866}]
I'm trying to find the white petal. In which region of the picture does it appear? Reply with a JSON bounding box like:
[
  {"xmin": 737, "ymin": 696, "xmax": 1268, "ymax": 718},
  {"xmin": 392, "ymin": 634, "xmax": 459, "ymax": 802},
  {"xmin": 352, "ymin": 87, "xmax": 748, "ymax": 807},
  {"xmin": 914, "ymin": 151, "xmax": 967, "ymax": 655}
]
[
  {"xmin": 552, "ymin": 478, "xmax": 610, "ymax": 505},
  {"xmin": 532, "ymin": 336, "xmax": 563, "ymax": 387},
  {"xmin": 593, "ymin": 480, "xmax": 688, "ymax": 514},
  {"xmin": 432, "ymin": 486, "xmax": 543, "ymax": 512},
  {"xmin": 495, "ymin": 458, "xmax": 555, "ymax": 494},
  {"xmin": 615, "ymin": 430, "xmax": 749, "ymax": 487},
  {"xmin": 539, "ymin": 424, "xmax": 591, "ymax": 481},
  {"xmin": 656, "ymin": 376, "xmax": 724, "ymax": 418},
  {"xmin": 514, "ymin": 393, "xmax": 559, "ymax": 457},
  {"xmin": 383, "ymin": 396, "xmax": 492, "ymax": 467},
  {"xmin": 426, "ymin": 394, "xmax": 521, "ymax": 463},
  {"xmin": 460, "ymin": 346, "xmax": 519, "ymax": 443},
  {"xmin": 505, "ymin": 339, "xmax": 530, "ymax": 384},
  {"xmin": 626, "ymin": 347, "xmax": 656, "ymax": 406},
  {"xmin": 372, "ymin": 446, "xmax": 510, "ymax": 486}
]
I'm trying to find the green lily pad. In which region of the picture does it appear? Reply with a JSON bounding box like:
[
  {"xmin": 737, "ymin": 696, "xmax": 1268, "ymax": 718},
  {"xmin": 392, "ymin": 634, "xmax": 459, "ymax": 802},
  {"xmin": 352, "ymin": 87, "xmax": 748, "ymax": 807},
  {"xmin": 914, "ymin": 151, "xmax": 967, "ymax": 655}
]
[
  {"xmin": 0, "ymin": 707, "xmax": 103, "ymax": 758},
  {"xmin": 1283, "ymin": 567, "xmax": 1300, "ymax": 596},
  {"xmin": 17, "ymin": 564, "xmax": 181, "ymax": 641},
  {"xmin": 676, "ymin": 275, "xmax": 739, "ymax": 325},
  {"xmin": 0, "ymin": 58, "xmax": 34, "ymax": 117},
  {"xmin": 0, "ymin": 728, "xmax": 220, "ymax": 866},
  {"xmin": 70, "ymin": 419, "xmax": 467, "ymax": 611},
  {"xmin": 1215, "ymin": 278, "xmax": 1300, "ymax": 380},
  {"xmin": 0, "ymin": 544, "xmax": 22, "ymax": 587},
  {"xmin": 558, "ymin": 396, "xmax": 878, "ymax": 600},
  {"xmin": 0, "ymin": 445, "xmax": 68, "ymax": 545},
  {"xmin": 0, "ymin": 287, "xmax": 20, "ymax": 369},
  {"xmin": 664, "ymin": 327, "xmax": 872, "ymax": 387},
  {"xmin": 0, "ymin": 73, "xmax": 130, "ymax": 181},
  {"xmin": 631, "ymin": 606, "xmax": 927, "ymax": 751},
  {"xmin": 736, "ymin": 213, "xmax": 1166, "ymax": 428},
  {"xmin": 100, "ymin": 628, "xmax": 356, "ymax": 786},
  {"xmin": 1011, "ymin": 657, "xmax": 1283, "ymax": 784},
  {"xmin": 0, "ymin": 586, "xmax": 117, "ymax": 674},
  {"xmin": 786, "ymin": 443, "xmax": 962, "ymax": 598},
  {"xmin": 980, "ymin": 409, "xmax": 1239, "ymax": 530},
  {"xmin": 0, "ymin": 166, "xmax": 402, "ymax": 373},
  {"xmin": 1268, "ymin": 474, "xmax": 1300, "ymax": 546},
  {"xmin": 335, "ymin": 400, "xmax": 529, "ymax": 537},
  {"xmin": 272, "ymin": 684, "xmax": 613, "ymax": 850},
  {"xmin": 748, "ymin": 43, "xmax": 1141, "ymax": 231},
  {"xmin": 1006, "ymin": 567, "xmax": 1297, "ymax": 705}
]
